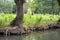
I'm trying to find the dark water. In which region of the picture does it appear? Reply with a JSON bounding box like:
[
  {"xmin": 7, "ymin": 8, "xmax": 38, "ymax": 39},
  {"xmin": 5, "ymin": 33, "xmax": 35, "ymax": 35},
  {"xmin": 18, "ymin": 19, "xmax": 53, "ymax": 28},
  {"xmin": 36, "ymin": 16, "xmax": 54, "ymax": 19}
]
[{"xmin": 0, "ymin": 29, "xmax": 60, "ymax": 40}]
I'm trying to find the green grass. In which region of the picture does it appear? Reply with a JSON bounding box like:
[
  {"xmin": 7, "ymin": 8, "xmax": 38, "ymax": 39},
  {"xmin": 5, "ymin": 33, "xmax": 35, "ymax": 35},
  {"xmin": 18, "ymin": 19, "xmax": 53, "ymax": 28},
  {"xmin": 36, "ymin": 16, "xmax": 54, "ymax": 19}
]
[
  {"xmin": 0, "ymin": 13, "xmax": 60, "ymax": 28},
  {"xmin": 0, "ymin": 14, "xmax": 16, "ymax": 27},
  {"xmin": 24, "ymin": 14, "xmax": 60, "ymax": 27}
]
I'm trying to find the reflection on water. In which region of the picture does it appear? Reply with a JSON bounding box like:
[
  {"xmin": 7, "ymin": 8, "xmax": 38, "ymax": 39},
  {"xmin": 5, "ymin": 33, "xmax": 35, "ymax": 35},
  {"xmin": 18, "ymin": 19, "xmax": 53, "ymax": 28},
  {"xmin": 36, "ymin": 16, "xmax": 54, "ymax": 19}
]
[
  {"xmin": 0, "ymin": 29, "xmax": 60, "ymax": 40},
  {"xmin": 0, "ymin": 35, "xmax": 24, "ymax": 40}
]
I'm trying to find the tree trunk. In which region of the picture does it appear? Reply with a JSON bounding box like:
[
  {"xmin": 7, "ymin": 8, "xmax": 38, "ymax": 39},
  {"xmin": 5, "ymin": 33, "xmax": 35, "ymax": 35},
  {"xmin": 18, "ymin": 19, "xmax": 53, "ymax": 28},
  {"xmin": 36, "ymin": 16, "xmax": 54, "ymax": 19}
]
[
  {"xmin": 57, "ymin": 0, "xmax": 60, "ymax": 14},
  {"xmin": 57, "ymin": 0, "xmax": 60, "ymax": 6},
  {"xmin": 10, "ymin": 0, "xmax": 24, "ymax": 27}
]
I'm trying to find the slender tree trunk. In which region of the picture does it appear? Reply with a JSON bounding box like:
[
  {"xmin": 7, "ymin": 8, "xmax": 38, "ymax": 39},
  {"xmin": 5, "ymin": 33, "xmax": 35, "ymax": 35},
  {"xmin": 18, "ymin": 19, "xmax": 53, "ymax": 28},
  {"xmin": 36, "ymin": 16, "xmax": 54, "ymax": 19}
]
[
  {"xmin": 10, "ymin": 0, "xmax": 25, "ymax": 27},
  {"xmin": 57, "ymin": 0, "xmax": 60, "ymax": 6},
  {"xmin": 57, "ymin": 0, "xmax": 60, "ymax": 14}
]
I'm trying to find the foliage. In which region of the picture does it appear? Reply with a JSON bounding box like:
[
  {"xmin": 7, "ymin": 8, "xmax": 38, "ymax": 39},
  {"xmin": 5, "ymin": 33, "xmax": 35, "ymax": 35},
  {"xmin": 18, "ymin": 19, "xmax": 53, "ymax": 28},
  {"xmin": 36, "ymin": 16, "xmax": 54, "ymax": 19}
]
[
  {"xmin": 23, "ymin": 13, "xmax": 59, "ymax": 27},
  {"xmin": 0, "ymin": 13, "xmax": 16, "ymax": 27},
  {"xmin": 0, "ymin": 0, "xmax": 60, "ymax": 14},
  {"xmin": 0, "ymin": 0, "xmax": 15, "ymax": 13},
  {"xmin": 29, "ymin": 0, "xmax": 60, "ymax": 14},
  {"xmin": 0, "ymin": 13, "xmax": 59, "ymax": 28}
]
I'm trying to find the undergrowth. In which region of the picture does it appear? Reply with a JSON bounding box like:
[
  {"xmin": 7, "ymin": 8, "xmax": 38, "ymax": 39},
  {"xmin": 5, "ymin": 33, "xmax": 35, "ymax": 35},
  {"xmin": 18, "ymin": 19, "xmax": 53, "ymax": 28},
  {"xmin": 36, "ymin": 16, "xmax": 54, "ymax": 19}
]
[{"xmin": 0, "ymin": 13, "xmax": 60, "ymax": 28}]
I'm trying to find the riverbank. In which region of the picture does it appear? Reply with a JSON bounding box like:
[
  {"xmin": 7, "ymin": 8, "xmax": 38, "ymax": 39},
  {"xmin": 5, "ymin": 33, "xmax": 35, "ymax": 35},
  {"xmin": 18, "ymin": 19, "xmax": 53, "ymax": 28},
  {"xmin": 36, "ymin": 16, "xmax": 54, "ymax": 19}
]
[
  {"xmin": 0, "ymin": 14, "xmax": 60, "ymax": 35},
  {"xmin": 0, "ymin": 22, "xmax": 60, "ymax": 35}
]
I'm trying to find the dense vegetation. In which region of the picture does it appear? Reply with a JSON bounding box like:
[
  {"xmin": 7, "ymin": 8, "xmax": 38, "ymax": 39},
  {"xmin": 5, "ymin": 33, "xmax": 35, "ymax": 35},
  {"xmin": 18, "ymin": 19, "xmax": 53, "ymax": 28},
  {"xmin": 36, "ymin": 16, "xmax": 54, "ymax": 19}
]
[
  {"xmin": 0, "ymin": 0, "xmax": 60, "ymax": 35},
  {"xmin": 0, "ymin": 0, "xmax": 60, "ymax": 14},
  {"xmin": 0, "ymin": 13, "xmax": 59, "ymax": 28},
  {"xmin": 0, "ymin": 0, "xmax": 60, "ymax": 30},
  {"xmin": 29, "ymin": 0, "xmax": 60, "ymax": 14}
]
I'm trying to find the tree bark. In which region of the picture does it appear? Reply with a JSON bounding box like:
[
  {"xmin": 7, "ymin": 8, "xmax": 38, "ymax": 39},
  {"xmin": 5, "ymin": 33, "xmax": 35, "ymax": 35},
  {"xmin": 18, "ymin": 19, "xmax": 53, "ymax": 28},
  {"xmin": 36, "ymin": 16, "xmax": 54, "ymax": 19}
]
[
  {"xmin": 10, "ymin": 0, "xmax": 25, "ymax": 27},
  {"xmin": 57, "ymin": 0, "xmax": 60, "ymax": 6}
]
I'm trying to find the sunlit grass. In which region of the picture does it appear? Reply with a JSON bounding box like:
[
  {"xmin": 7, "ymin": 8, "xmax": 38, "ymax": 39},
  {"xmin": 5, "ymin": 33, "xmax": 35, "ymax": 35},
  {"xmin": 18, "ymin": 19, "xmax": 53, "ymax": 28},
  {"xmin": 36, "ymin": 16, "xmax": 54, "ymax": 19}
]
[
  {"xmin": 0, "ymin": 13, "xmax": 60, "ymax": 28},
  {"xmin": 24, "ymin": 14, "xmax": 60, "ymax": 27},
  {"xmin": 0, "ymin": 13, "xmax": 16, "ymax": 27}
]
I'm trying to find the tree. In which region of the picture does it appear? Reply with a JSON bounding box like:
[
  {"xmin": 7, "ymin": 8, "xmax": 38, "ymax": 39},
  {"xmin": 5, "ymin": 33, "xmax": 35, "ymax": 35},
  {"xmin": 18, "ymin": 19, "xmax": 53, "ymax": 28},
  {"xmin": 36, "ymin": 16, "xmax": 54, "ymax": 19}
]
[
  {"xmin": 57, "ymin": 0, "xmax": 60, "ymax": 13},
  {"xmin": 57, "ymin": 0, "xmax": 60, "ymax": 6},
  {"xmin": 0, "ymin": 0, "xmax": 14, "ymax": 13},
  {"xmin": 10, "ymin": 0, "xmax": 25, "ymax": 28},
  {"xmin": 29, "ymin": 0, "xmax": 59, "ymax": 14}
]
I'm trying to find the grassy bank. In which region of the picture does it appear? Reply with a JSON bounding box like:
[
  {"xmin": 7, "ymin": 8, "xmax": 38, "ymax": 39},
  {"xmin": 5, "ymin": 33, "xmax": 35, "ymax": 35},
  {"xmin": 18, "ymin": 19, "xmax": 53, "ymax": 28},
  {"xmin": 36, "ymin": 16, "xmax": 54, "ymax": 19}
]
[
  {"xmin": 0, "ymin": 13, "xmax": 60, "ymax": 28},
  {"xmin": 0, "ymin": 14, "xmax": 16, "ymax": 27}
]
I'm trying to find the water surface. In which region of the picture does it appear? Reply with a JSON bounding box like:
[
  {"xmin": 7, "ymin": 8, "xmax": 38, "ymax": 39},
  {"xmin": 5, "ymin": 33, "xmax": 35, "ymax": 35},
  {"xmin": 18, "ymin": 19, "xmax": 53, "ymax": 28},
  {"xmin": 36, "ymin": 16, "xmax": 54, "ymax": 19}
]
[{"xmin": 0, "ymin": 29, "xmax": 60, "ymax": 40}]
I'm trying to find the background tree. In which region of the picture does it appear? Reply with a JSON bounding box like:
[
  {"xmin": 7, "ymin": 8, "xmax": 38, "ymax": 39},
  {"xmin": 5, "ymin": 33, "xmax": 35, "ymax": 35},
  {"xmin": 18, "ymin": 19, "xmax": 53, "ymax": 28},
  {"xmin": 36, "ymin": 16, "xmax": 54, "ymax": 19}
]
[
  {"xmin": 57, "ymin": 0, "xmax": 60, "ymax": 6},
  {"xmin": 0, "ymin": 0, "xmax": 14, "ymax": 13},
  {"xmin": 29, "ymin": 0, "xmax": 59, "ymax": 14},
  {"xmin": 57, "ymin": 0, "xmax": 60, "ymax": 14}
]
